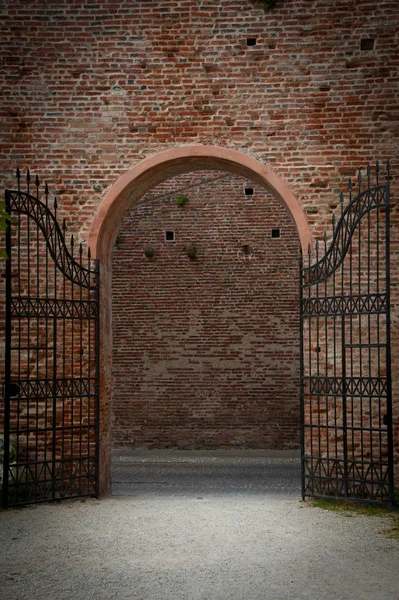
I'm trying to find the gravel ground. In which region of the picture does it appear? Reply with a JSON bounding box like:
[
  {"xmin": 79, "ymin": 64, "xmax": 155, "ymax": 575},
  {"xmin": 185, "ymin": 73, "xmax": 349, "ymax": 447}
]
[{"xmin": 0, "ymin": 451, "xmax": 398, "ymax": 600}]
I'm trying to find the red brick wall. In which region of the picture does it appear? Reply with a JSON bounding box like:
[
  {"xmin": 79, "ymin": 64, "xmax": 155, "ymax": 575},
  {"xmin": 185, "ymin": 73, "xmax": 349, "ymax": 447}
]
[
  {"xmin": 0, "ymin": 0, "xmax": 398, "ymax": 468},
  {"xmin": 112, "ymin": 172, "xmax": 300, "ymax": 448},
  {"xmin": 0, "ymin": 0, "xmax": 397, "ymax": 236}
]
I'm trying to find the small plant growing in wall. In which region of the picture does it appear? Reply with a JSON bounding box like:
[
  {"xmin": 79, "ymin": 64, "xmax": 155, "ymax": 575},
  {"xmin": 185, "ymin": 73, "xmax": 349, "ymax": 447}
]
[
  {"xmin": 175, "ymin": 195, "xmax": 189, "ymax": 207},
  {"xmin": 251, "ymin": 0, "xmax": 277, "ymax": 9},
  {"xmin": 114, "ymin": 233, "xmax": 122, "ymax": 249}
]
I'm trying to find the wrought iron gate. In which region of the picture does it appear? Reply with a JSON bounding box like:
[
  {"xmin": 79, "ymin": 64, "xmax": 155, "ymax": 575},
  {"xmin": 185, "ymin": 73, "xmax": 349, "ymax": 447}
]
[
  {"xmin": 300, "ymin": 161, "xmax": 394, "ymax": 505},
  {"xmin": 2, "ymin": 169, "xmax": 100, "ymax": 508}
]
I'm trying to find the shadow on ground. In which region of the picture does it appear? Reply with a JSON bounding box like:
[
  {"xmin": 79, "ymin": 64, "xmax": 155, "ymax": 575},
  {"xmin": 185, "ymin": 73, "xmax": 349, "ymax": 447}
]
[{"xmin": 112, "ymin": 450, "xmax": 302, "ymax": 498}]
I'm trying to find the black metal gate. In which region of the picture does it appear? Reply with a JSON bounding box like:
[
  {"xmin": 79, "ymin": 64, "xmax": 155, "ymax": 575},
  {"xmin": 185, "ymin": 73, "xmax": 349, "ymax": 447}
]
[
  {"xmin": 2, "ymin": 169, "xmax": 100, "ymax": 508},
  {"xmin": 300, "ymin": 161, "xmax": 394, "ymax": 505}
]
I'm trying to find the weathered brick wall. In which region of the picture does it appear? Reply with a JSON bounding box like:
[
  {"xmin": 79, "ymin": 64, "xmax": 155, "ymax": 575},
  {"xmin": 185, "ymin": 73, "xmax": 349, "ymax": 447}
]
[
  {"xmin": 1, "ymin": 0, "xmax": 397, "ymax": 234},
  {"xmin": 112, "ymin": 172, "xmax": 301, "ymax": 448},
  {"xmin": 0, "ymin": 0, "xmax": 398, "ymax": 468}
]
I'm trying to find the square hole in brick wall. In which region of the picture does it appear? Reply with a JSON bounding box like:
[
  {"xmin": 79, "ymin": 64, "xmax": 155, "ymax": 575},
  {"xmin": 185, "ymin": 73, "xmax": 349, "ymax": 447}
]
[
  {"xmin": 360, "ymin": 38, "xmax": 375, "ymax": 51},
  {"xmin": 247, "ymin": 38, "xmax": 257, "ymax": 46},
  {"xmin": 271, "ymin": 228, "xmax": 281, "ymax": 239},
  {"xmin": 165, "ymin": 231, "xmax": 175, "ymax": 242},
  {"xmin": 244, "ymin": 187, "xmax": 254, "ymax": 196}
]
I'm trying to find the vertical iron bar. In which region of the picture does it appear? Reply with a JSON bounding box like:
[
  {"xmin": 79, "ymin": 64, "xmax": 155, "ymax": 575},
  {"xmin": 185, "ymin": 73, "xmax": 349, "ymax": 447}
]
[
  {"xmin": 16, "ymin": 194, "xmax": 21, "ymax": 503},
  {"xmin": 316, "ymin": 241, "xmax": 322, "ymax": 490},
  {"xmin": 79, "ymin": 244, "xmax": 83, "ymax": 494},
  {"xmin": 95, "ymin": 258, "xmax": 100, "ymax": 497},
  {"xmin": 341, "ymin": 191, "xmax": 348, "ymax": 498},
  {"xmin": 376, "ymin": 192, "xmax": 382, "ymax": 490},
  {"xmin": 341, "ymin": 313, "xmax": 348, "ymax": 498},
  {"xmin": 35, "ymin": 186, "xmax": 40, "ymax": 498},
  {"xmin": 332, "ymin": 219, "xmax": 338, "ymax": 495},
  {"xmin": 384, "ymin": 177, "xmax": 394, "ymax": 506},
  {"xmin": 62, "ymin": 219, "xmax": 66, "ymax": 497},
  {"xmin": 324, "ymin": 233, "xmax": 329, "ymax": 495},
  {"xmin": 45, "ymin": 186, "xmax": 50, "ymax": 500},
  {"xmin": 367, "ymin": 199, "xmax": 373, "ymax": 498},
  {"xmin": 358, "ymin": 203, "xmax": 363, "ymax": 489},
  {"xmin": 308, "ymin": 246, "xmax": 313, "ymax": 494},
  {"xmin": 26, "ymin": 177, "xmax": 31, "ymax": 499},
  {"xmin": 71, "ymin": 235, "xmax": 75, "ymax": 493},
  {"xmin": 3, "ymin": 190, "xmax": 12, "ymax": 509},
  {"xmin": 87, "ymin": 249, "xmax": 91, "ymax": 495},
  {"xmin": 349, "ymin": 180, "xmax": 354, "ymax": 496},
  {"xmin": 299, "ymin": 249, "xmax": 305, "ymax": 500},
  {"xmin": 52, "ymin": 317, "xmax": 57, "ymax": 500},
  {"xmin": 51, "ymin": 216, "xmax": 58, "ymax": 501}
]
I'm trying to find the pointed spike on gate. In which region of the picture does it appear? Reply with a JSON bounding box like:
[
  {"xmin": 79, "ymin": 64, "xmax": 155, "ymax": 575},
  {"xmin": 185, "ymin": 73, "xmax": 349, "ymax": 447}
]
[
  {"xmin": 340, "ymin": 191, "xmax": 344, "ymax": 205},
  {"xmin": 307, "ymin": 243, "xmax": 311, "ymax": 256},
  {"xmin": 367, "ymin": 164, "xmax": 371, "ymax": 186},
  {"xmin": 88, "ymin": 246, "xmax": 91, "ymax": 259},
  {"xmin": 54, "ymin": 197, "xmax": 58, "ymax": 210},
  {"xmin": 45, "ymin": 182, "xmax": 49, "ymax": 195},
  {"xmin": 35, "ymin": 174, "xmax": 40, "ymax": 189},
  {"xmin": 71, "ymin": 234, "xmax": 74, "ymax": 248},
  {"xmin": 16, "ymin": 166, "xmax": 21, "ymax": 180},
  {"xmin": 26, "ymin": 168, "xmax": 30, "ymax": 183},
  {"xmin": 348, "ymin": 178, "xmax": 352, "ymax": 192},
  {"xmin": 79, "ymin": 242, "xmax": 83, "ymax": 255},
  {"xmin": 386, "ymin": 158, "xmax": 391, "ymax": 177},
  {"xmin": 375, "ymin": 160, "xmax": 380, "ymax": 175},
  {"xmin": 315, "ymin": 239, "xmax": 319, "ymax": 251},
  {"xmin": 324, "ymin": 231, "xmax": 327, "ymax": 244},
  {"xmin": 357, "ymin": 169, "xmax": 362, "ymax": 191}
]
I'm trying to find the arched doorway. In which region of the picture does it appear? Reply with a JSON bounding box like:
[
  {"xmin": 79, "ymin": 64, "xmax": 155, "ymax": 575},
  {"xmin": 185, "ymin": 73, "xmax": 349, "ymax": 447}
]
[
  {"xmin": 2, "ymin": 153, "xmax": 393, "ymax": 507},
  {"xmin": 88, "ymin": 145, "xmax": 312, "ymax": 494}
]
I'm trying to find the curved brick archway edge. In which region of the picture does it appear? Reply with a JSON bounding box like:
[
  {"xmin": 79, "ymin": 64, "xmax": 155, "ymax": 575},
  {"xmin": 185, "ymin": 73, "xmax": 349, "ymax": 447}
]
[
  {"xmin": 89, "ymin": 145, "xmax": 312, "ymax": 495},
  {"xmin": 89, "ymin": 145, "xmax": 312, "ymax": 259}
]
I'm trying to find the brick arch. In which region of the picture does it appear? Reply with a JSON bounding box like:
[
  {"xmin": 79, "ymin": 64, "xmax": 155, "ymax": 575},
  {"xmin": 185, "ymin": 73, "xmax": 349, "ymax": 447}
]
[
  {"xmin": 89, "ymin": 145, "xmax": 311, "ymax": 495},
  {"xmin": 89, "ymin": 145, "xmax": 312, "ymax": 258}
]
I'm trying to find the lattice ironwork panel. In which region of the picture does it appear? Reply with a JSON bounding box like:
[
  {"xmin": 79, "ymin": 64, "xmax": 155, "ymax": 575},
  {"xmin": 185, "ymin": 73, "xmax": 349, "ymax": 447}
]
[
  {"xmin": 2, "ymin": 170, "xmax": 100, "ymax": 508},
  {"xmin": 300, "ymin": 162, "xmax": 394, "ymax": 506}
]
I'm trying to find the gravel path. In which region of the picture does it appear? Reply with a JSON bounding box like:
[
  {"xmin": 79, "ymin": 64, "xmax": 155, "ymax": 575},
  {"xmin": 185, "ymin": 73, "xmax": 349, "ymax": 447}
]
[{"xmin": 0, "ymin": 451, "xmax": 398, "ymax": 600}]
